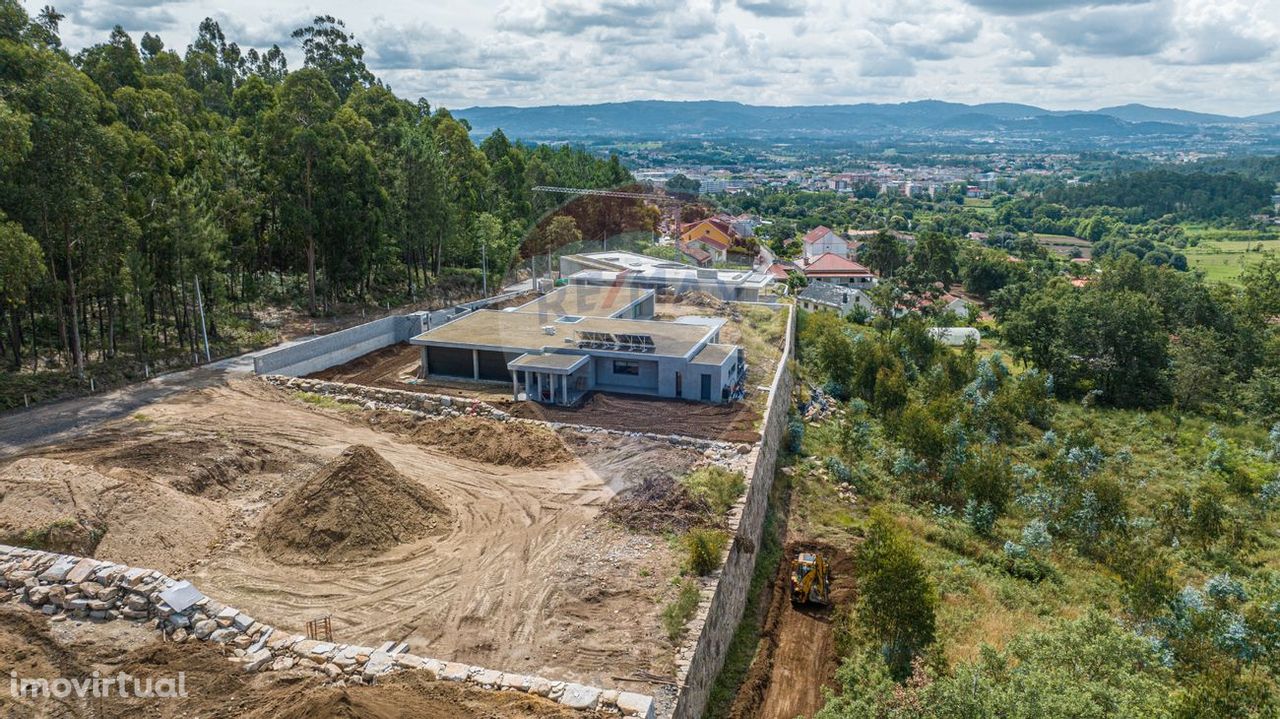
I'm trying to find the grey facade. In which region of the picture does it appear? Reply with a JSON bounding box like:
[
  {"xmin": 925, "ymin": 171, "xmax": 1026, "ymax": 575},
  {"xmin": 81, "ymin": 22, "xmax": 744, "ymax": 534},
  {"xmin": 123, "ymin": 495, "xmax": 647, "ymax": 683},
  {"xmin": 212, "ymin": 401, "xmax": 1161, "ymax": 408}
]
[{"xmin": 409, "ymin": 285, "xmax": 746, "ymax": 405}]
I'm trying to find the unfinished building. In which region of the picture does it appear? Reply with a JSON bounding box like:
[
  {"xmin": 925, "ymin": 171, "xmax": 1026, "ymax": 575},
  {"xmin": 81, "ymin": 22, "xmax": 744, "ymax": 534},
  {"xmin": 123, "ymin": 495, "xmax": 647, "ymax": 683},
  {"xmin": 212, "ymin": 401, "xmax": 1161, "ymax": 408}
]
[{"xmin": 409, "ymin": 285, "xmax": 745, "ymax": 405}]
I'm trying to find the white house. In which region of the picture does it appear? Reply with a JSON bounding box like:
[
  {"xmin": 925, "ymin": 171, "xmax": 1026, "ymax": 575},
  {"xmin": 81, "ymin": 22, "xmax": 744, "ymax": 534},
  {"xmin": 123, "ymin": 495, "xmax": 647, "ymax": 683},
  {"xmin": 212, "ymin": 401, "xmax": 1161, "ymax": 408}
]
[
  {"xmin": 802, "ymin": 226, "xmax": 849, "ymax": 260},
  {"xmin": 937, "ymin": 294, "xmax": 972, "ymax": 318}
]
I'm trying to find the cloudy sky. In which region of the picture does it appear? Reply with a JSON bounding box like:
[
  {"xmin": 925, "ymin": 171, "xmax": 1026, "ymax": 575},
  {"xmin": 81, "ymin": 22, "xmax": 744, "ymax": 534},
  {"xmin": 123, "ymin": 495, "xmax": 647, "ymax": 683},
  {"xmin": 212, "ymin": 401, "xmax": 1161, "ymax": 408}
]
[{"xmin": 43, "ymin": 0, "xmax": 1280, "ymax": 116}]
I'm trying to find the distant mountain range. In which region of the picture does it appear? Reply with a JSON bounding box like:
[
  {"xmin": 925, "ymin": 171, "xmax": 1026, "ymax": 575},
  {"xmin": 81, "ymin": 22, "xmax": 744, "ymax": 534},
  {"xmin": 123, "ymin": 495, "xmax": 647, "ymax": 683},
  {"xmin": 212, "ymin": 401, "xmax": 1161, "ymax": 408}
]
[{"xmin": 453, "ymin": 100, "xmax": 1280, "ymax": 144}]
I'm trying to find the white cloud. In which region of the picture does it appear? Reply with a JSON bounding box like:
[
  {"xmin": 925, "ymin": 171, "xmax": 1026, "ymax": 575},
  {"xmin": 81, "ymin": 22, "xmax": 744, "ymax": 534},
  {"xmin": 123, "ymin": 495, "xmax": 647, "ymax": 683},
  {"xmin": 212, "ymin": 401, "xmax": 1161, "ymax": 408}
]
[
  {"xmin": 1161, "ymin": 0, "xmax": 1277, "ymax": 65},
  {"xmin": 38, "ymin": 0, "xmax": 1280, "ymax": 115}
]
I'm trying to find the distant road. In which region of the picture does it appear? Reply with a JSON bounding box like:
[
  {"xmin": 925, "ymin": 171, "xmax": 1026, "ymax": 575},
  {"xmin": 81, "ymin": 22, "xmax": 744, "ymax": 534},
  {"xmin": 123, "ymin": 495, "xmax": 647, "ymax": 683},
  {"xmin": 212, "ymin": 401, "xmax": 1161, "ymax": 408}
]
[{"xmin": 0, "ymin": 340, "xmax": 306, "ymax": 458}]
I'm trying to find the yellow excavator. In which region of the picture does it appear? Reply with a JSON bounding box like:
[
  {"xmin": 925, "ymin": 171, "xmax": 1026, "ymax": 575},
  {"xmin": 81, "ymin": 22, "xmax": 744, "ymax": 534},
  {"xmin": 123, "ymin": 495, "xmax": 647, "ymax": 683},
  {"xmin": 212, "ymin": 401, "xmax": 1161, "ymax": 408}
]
[{"xmin": 789, "ymin": 551, "xmax": 832, "ymax": 606}]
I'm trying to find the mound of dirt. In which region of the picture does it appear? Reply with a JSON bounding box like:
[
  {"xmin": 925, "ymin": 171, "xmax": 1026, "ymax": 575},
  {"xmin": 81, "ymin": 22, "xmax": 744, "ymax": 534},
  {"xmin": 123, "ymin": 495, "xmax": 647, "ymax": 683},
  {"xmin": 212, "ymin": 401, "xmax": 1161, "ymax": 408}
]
[
  {"xmin": 411, "ymin": 417, "xmax": 572, "ymax": 468},
  {"xmin": 258, "ymin": 445, "xmax": 451, "ymax": 565},
  {"xmin": 605, "ymin": 474, "xmax": 716, "ymax": 533},
  {"xmin": 0, "ymin": 457, "xmax": 228, "ymax": 573}
]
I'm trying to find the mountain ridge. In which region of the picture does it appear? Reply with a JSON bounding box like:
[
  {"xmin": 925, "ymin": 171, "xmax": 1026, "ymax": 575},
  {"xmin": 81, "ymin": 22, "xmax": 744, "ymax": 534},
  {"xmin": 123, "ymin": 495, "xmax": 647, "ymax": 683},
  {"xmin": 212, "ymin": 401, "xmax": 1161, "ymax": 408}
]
[{"xmin": 452, "ymin": 100, "xmax": 1280, "ymax": 142}]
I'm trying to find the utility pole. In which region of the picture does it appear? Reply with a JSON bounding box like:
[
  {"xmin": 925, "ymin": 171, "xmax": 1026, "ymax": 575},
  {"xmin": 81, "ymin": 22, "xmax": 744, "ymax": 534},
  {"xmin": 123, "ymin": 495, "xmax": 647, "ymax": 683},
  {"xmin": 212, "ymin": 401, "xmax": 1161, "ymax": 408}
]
[
  {"xmin": 481, "ymin": 236, "xmax": 488, "ymax": 297},
  {"xmin": 195, "ymin": 275, "xmax": 211, "ymax": 363}
]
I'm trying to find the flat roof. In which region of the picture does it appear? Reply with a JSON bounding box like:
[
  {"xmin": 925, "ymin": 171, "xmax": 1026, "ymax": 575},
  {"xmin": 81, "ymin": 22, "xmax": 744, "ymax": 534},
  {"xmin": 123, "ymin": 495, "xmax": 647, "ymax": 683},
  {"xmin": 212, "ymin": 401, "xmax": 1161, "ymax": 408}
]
[
  {"xmin": 507, "ymin": 352, "xmax": 590, "ymax": 373},
  {"xmin": 691, "ymin": 343, "xmax": 737, "ymax": 366},
  {"xmin": 513, "ymin": 285, "xmax": 651, "ymax": 319},
  {"xmin": 562, "ymin": 252, "xmax": 774, "ymax": 289},
  {"xmin": 674, "ymin": 315, "xmax": 729, "ymax": 332},
  {"xmin": 411, "ymin": 310, "xmax": 714, "ymax": 358}
]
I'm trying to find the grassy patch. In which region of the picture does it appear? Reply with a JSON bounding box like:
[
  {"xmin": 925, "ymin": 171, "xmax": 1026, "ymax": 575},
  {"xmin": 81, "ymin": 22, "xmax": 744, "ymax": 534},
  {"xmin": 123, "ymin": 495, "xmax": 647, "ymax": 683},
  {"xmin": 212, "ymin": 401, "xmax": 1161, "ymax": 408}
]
[
  {"xmin": 291, "ymin": 391, "xmax": 354, "ymax": 410},
  {"xmin": 681, "ymin": 466, "xmax": 747, "ymax": 515},
  {"xmin": 1184, "ymin": 238, "xmax": 1280, "ymax": 284},
  {"xmin": 7, "ymin": 518, "xmax": 107, "ymax": 555},
  {"xmin": 662, "ymin": 579, "xmax": 702, "ymax": 641},
  {"xmin": 684, "ymin": 528, "xmax": 730, "ymax": 575}
]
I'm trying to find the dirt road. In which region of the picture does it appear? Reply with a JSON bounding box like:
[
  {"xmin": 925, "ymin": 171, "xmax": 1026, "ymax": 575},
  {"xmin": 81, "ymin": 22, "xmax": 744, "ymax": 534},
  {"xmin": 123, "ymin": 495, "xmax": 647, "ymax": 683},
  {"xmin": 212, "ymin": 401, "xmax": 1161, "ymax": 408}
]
[
  {"xmin": 0, "ymin": 340, "xmax": 306, "ymax": 458},
  {"xmin": 758, "ymin": 604, "xmax": 839, "ymax": 719},
  {"xmin": 731, "ymin": 541, "xmax": 854, "ymax": 719}
]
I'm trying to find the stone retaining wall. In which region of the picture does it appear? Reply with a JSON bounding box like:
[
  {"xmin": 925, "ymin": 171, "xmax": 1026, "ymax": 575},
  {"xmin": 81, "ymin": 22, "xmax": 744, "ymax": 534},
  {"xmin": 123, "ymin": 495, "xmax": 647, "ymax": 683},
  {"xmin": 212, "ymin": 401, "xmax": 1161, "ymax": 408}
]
[
  {"xmin": 262, "ymin": 375, "xmax": 749, "ymax": 454},
  {"xmin": 668, "ymin": 304, "xmax": 795, "ymax": 719},
  {"xmin": 0, "ymin": 545, "xmax": 654, "ymax": 718}
]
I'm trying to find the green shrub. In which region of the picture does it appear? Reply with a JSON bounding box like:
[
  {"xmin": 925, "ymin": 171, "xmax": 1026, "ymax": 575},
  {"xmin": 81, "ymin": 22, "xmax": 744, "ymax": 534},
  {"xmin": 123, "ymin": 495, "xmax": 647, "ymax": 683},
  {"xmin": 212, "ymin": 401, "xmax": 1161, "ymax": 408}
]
[
  {"xmin": 681, "ymin": 467, "xmax": 746, "ymax": 515},
  {"xmin": 684, "ymin": 528, "xmax": 729, "ymax": 575},
  {"xmin": 661, "ymin": 579, "xmax": 701, "ymax": 641}
]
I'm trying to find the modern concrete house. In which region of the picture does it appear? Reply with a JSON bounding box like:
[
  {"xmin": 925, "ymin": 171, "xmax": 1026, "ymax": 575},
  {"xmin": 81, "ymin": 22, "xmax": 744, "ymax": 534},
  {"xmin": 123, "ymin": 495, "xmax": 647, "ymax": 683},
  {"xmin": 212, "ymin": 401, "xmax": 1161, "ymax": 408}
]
[
  {"xmin": 559, "ymin": 251, "xmax": 774, "ymax": 301},
  {"xmin": 409, "ymin": 285, "xmax": 746, "ymax": 406}
]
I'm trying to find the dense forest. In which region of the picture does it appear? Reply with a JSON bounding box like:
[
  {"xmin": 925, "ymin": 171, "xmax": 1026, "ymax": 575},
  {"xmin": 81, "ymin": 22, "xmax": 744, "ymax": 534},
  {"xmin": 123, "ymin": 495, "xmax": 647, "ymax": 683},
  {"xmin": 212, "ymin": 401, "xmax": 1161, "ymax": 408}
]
[
  {"xmin": 0, "ymin": 2, "xmax": 637, "ymax": 392},
  {"xmin": 1043, "ymin": 169, "xmax": 1274, "ymax": 222}
]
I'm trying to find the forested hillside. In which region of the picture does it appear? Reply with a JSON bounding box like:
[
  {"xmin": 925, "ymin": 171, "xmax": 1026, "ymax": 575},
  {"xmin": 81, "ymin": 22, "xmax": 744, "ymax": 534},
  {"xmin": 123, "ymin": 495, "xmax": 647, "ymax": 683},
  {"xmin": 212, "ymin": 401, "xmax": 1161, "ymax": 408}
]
[
  {"xmin": 0, "ymin": 3, "xmax": 633, "ymax": 398},
  {"xmin": 1043, "ymin": 169, "xmax": 1274, "ymax": 222}
]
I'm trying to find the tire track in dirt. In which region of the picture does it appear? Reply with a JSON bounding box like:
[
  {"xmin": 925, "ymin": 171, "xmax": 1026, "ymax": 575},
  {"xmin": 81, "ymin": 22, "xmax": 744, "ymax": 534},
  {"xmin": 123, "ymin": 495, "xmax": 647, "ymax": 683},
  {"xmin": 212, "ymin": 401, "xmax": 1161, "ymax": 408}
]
[
  {"xmin": 731, "ymin": 540, "xmax": 855, "ymax": 719},
  {"xmin": 96, "ymin": 382, "xmax": 694, "ymax": 687}
]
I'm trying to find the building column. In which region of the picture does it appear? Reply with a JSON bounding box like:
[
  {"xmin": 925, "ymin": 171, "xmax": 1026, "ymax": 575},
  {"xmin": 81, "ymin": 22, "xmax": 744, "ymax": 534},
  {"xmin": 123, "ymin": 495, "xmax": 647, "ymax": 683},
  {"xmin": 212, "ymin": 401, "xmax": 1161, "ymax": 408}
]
[
  {"xmin": 561, "ymin": 374, "xmax": 568, "ymax": 404},
  {"xmin": 420, "ymin": 347, "xmax": 428, "ymax": 379},
  {"xmin": 511, "ymin": 371, "xmax": 518, "ymax": 400},
  {"xmin": 472, "ymin": 350, "xmax": 480, "ymax": 380},
  {"xmin": 535, "ymin": 372, "xmax": 542, "ymax": 402}
]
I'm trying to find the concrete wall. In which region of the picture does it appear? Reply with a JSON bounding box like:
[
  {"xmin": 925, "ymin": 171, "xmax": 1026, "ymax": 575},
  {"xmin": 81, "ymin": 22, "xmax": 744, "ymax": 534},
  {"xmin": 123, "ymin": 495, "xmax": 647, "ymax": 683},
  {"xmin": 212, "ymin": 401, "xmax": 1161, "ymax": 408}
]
[
  {"xmin": 669, "ymin": 304, "xmax": 795, "ymax": 719},
  {"xmin": 253, "ymin": 315, "xmax": 424, "ymax": 377},
  {"xmin": 253, "ymin": 292, "xmax": 526, "ymax": 378}
]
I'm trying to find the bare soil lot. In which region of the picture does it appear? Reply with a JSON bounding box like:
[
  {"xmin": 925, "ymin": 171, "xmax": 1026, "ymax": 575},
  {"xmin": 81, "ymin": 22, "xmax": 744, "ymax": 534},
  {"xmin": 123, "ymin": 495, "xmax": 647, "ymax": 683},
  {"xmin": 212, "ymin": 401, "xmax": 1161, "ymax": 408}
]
[
  {"xmin": 0, "ymin": 379, "xmax": 706, "ymax": 689},
  {"xmin": 0, "ymin": 603, "xmax": 584, "ymax": 719},
  {"xmin": 509, "ymin": 392, "xmax": 762, "ymax": 443}
]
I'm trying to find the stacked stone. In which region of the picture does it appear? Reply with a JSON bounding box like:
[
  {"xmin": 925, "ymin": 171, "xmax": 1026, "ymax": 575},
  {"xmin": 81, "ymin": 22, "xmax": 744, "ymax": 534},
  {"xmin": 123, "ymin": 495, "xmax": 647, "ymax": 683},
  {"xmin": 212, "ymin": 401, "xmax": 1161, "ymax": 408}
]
[
  {"xmin": 262, "ymin": 375, "xmax": 756, "ymax": 463},
  {"xmin": 0, "ymin": 545, "xmax": 654, "ymax": 719}
]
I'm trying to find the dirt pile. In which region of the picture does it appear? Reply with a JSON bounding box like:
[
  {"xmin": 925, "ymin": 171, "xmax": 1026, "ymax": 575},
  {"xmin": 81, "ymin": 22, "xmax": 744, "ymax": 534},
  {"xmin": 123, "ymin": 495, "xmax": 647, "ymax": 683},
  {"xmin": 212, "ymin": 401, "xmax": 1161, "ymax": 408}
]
[
  {"xmin": 411, "ymin": 417, "xmax": 572, "ymax": 467},
  {"xmin": 676, "ymin": 291, "xmax": 743, "ymax": 321},
  {"xmin": 97, "ymin": 433, "xmax": 294, "ymax": 496},
  {"xmin": 0, "ymin": 457, "xmax": 227, "ymax": 572},
  {"xmin": 605, "ymin": 475, "xmax": 716, "ymax": 532},
  {"xmin": 258, "ymin": 445, "xmax": 451, "ymax": 565}
]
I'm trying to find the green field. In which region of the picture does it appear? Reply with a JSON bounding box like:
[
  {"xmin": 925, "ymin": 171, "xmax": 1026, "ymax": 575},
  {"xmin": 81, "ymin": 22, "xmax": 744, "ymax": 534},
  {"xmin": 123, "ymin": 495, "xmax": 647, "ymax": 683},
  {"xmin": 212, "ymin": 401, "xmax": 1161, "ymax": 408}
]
[
  {"xmin": 962, "ymin": 197, "xmax": 995, "ymax": 214},
  {"xmin": 1184, "ymin": 237, "xmax": 1280, "ymax": 284},
  {"xmin": 1034, "ymin": 233, "xmax": 1092, "ymax": 258}
]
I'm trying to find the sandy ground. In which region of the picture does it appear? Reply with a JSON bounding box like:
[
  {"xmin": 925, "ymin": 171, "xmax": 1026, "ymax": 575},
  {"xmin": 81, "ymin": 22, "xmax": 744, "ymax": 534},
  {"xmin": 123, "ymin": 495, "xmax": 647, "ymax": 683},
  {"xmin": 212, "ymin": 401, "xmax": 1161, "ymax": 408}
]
[
  {"xmin": 0, "ymin": 379, "xmax": 703, "ymax": 691},
  {"xmin": 0, "ymin": 602, "xmax": 584, "ymax": 719}
]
